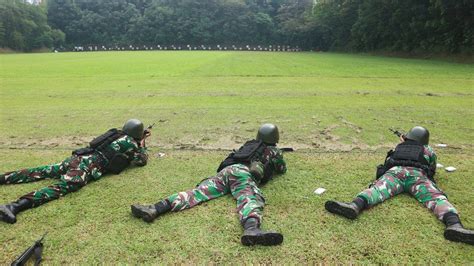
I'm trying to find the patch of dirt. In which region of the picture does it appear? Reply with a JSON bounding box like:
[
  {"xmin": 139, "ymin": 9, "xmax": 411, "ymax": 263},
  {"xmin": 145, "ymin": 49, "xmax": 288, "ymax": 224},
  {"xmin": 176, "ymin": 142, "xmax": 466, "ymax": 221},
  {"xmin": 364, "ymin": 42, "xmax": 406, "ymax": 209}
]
[
  {"xmin": 3, "ymin": 130, "xmax": 471, "ymax": 153},
  {"xmin": 2, "ymin": 136, "xmax": 92, "ymax": 149},
  {"xmin": 423, "ymin": 92, "xmax": 440, "ymax": 97},
  {"xmin": 340, "ymin": 118, "xmax": 362, "ymax": 133},
  {"xmin": 311, "ymin": 120, "xmax": 369, "ymax": 151}
]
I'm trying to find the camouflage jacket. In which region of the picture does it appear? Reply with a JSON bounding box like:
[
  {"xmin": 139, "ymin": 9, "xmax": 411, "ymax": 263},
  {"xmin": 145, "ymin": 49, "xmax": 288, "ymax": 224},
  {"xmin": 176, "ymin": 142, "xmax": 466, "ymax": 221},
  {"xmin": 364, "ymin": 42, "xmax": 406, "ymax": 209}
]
[{"xmin": 104, "ymin": 134, "xmax": 148, "ymax": 166}]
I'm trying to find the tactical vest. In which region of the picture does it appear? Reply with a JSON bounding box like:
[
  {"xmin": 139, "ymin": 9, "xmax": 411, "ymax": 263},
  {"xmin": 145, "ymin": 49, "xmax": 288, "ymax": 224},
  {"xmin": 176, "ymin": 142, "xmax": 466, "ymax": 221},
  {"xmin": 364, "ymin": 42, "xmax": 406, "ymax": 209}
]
[
  {"xmin": 72, "ymin": 128, "xmax": 132, "ymax": 174},
  {"xmin": 376, "ymin": 140, "xmax": 435, "ymax": 181},
  {"xmin": 217, "ymin": 140, "xmax": 274, "ymax": 182}
]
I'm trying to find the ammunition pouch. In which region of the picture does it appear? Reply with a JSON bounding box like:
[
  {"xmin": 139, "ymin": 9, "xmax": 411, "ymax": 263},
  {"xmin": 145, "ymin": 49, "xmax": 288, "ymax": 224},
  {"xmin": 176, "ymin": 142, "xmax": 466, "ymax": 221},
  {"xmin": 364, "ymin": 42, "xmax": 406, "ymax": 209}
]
[
  {"xmin": 375, "ymin": 164, "xmax": 386, "ymax": 179},
  {"xmin": 104, "ymin": 153, "xmax": 130, "ymax": 175},
  {"xmin": 72, "ymin": 147, "xmax": 95, "ymax": 156}
]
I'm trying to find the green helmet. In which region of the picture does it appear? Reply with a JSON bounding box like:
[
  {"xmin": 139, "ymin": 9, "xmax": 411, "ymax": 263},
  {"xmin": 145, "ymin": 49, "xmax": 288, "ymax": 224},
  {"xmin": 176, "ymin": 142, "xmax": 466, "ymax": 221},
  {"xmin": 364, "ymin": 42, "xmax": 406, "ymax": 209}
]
[
  {"xmin": 122, "ymin": 119, "xmax": 144, "ymax": 139},
  {"xmin": 256, "ymin": 123, "xmax": 279, "ymax": 144},
  {"xmin": 405, "ymin": 126, "xmax": 429, "ymax": 145}
]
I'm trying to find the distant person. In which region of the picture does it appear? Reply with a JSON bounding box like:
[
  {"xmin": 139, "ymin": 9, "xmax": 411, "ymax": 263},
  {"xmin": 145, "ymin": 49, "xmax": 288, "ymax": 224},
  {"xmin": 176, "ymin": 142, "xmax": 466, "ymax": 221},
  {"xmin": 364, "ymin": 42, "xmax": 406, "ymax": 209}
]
[
  {"xmin": 0, "ymin": 119, "xmax": 150, "ymax": 224},
  {"xmin": 325, "ymin": 126, "xmax": 474, "ymax": 245},
  {"xmin": 131, "ymin": 124, "xmax": 287, "ymax": 246}
]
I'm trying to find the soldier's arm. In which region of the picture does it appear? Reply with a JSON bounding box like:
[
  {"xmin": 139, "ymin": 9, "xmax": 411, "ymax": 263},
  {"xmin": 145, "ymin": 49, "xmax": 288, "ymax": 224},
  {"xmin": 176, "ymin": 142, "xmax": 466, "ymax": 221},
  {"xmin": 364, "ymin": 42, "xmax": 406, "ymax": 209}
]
[
  {"xmin": 117, "ymin": 136, "xmax": 148, "ymax": 167},
  {"xmin": 132, "ymin": 146, "xmax": 148, "ymax": 167},
  {"xmin": 272, "ymin": 148, "xmax": 287, "ymax": 174},
  {"xmin": 430, "ymin": 149, "xmax": 437, "ymax": 176},
  {"xmin": 425, "ymin": 145, "xmax": 437, "ymax": 177}
]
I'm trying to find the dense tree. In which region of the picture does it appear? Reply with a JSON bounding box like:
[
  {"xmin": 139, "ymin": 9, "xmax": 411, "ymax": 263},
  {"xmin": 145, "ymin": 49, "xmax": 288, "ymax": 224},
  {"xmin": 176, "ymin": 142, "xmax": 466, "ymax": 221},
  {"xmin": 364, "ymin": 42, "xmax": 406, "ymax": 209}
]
[
  {"xmin": 0, "ymin": 0, "xmax": 65, "ymax": 51},
  {"xmin": 1, "ymin": 0, "xmax": 471, "ymax": 53},
  {"xmin": 310, "ymin": 0, "xmax": 473, "ymax": 53}
]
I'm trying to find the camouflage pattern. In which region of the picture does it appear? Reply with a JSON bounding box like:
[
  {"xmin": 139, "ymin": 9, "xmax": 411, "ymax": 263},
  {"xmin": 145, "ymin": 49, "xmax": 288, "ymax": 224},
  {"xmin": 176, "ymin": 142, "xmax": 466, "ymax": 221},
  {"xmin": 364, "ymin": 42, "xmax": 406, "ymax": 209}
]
[
  {"xmin": 165, "ymin": 146, "xmax": 286, "ymax": 224},
  {"xmin": 1, "ymin": 135, "xmax": 148, "ymax": 207},
  {"xmin": 357, "ymin": 144, "xmax": 458, "ymax": 220}
]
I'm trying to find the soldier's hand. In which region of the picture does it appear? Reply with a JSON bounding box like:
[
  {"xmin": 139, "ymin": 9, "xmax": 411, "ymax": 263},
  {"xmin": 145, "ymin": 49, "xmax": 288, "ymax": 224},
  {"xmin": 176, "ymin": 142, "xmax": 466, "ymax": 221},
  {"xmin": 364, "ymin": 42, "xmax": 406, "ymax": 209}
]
[
  {"xmin": 399, "ymin": 134, "xmax": 406, "ymax": 142},
  {"xmin": 144, "ymin": 130, "xmax": 152, "ymax": 138}
]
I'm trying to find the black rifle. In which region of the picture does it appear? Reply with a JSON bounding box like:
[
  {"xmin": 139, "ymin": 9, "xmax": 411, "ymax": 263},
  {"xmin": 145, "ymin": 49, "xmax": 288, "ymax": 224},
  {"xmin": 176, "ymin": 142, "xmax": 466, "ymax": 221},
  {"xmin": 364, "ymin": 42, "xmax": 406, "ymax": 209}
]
[
  {"xmin": 389, "ymin": 128, "xmax": 405, "ymax": 139},
  {"xmin": 144, "ymin": 123, "xmax": 155, "ymax": 137},
  {"xmin": 280, "ymin": 147, "xmax": 295, "ymax": 152},
  {"xmin": 11, "ymin": 232, "xmax": 47, "ymax": 266},
  {"xmin": 147, "ymin": 123, "xmax": 155, "ymax": 130}
]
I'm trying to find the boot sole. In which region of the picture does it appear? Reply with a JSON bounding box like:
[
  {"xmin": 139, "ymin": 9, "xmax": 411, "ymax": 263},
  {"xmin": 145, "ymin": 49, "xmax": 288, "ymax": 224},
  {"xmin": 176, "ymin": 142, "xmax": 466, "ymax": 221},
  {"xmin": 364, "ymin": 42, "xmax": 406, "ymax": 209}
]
[
  {"xmin": 444, "ymin": 229, "xmax": 474, "ymax": 245},
  {"xmin": 325, "ymin": 201, "xmax": 358, "ymax": 220},
  {"xmin": 241, "ymin": 233, "xmax": 283, "ymax": 246},
  {"xmin": 130, "ymin": 205, "xmax": 155, "ymax": 223}
]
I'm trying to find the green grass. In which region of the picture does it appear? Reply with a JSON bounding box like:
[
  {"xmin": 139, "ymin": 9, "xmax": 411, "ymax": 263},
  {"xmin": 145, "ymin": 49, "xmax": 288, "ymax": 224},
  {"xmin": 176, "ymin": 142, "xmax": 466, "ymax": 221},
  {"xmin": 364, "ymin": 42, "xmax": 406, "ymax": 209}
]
[{"xmin": 0, "ymin": 51, "xmax": 473, "ymax": 263}]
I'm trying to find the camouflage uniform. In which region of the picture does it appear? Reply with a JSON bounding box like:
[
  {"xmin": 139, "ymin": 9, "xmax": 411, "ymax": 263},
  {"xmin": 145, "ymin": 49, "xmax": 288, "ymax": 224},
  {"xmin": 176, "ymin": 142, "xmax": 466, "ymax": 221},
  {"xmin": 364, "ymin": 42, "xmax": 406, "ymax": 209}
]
[
  {"xmin": 1, "ymin": 135, "xmax": 148, "ymax": 207},
  {"xmin": 357, "ymin": 144, "xmax": 458, "ymax": 220},
  {"xmin": 165, "ymin": 146, "xmax": 286, "ymax": 225}
]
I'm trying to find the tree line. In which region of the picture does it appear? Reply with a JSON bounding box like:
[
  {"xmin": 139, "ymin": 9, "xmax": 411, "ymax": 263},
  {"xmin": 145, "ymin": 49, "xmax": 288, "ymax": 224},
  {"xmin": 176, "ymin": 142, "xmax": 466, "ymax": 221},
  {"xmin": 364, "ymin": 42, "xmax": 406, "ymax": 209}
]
[{"xmin": 0, "ymin": 0, "xmax": 472, "ymax": 53}]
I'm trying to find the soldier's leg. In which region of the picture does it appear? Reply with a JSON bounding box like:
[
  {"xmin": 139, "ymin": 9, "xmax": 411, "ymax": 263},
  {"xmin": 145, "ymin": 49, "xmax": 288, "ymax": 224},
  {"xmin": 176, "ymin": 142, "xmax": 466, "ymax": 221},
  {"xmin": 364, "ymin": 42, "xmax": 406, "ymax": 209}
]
[
  {"xmin": 1, "ymin": 155, "xmax": 103, "ymax": 223},
  {"xmin": 167, "ymin": 175, "xmax": 230, "ymax": 211},
  {"xmin": 228, "ymin": 166, "xmax": 283, "ymax": 246},
  {"xmin": 131, "ymin": 175, "xmax": 230, "ymax": 223},
  {"xmin": 20, "ymin": 156, "xmax": 93, "ymax": 207},
  {"xmin": 229, "ymin": 170, "xmax": 265, "ymax": 224},
  {"xmin": 1, "ymin": 174, "xmax": 85, "ymax": 224},
  {"xmin": 407, "ymin": 176, "xmax": 457, "ymax": 221},
  {"xmin": 407, "ymin": 177, "xmax": 473, "ymax": 245},
  {"xmin": 325, "ymin": 171, "xmax": 405, "ymax": 219},
  {"xmin": 1, "ymin": 158, "xmax": 71, "ymax": 185}
]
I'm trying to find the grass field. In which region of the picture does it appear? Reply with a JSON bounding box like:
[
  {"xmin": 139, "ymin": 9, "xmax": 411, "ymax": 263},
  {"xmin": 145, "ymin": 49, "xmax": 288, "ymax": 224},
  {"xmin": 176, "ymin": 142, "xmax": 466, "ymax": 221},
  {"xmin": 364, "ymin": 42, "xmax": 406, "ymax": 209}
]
[{"xmin": 0, "ymin": 51, "xmax": 473, "ymax": 263}]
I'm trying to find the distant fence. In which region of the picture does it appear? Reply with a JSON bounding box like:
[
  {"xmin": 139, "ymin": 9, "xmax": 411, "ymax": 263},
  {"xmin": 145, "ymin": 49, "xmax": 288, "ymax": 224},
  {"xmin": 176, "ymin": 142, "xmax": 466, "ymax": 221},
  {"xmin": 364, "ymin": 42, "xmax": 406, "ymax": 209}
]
[{"xmin": 68, "ymin": 44, "xmax": 302, "ymax": 52}]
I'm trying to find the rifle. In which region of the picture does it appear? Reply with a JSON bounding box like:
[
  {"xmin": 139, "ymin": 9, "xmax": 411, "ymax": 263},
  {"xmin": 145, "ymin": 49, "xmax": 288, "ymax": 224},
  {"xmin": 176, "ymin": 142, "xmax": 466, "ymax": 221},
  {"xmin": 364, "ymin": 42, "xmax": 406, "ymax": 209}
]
[
  {"xmin": 145, "ymin": 123, "xmax": 156, "ymax": 131},
  {"xmin": 280, "ymin": 147, "xmax": 294, "ymax": 152},
  {"xmin": 389, "ymin": 128, "xmax": 405, "ymax": 139},
  {"xmin": 143, "ymin": 123, "xmax": 155, "ymax": 137},
  {"xmin": 147, "ymin": 123, "xmax": 155, "ymax": 130},
  {"xmin": 11, "ymin": 232, "xmax": 47, "ymax": 266}
]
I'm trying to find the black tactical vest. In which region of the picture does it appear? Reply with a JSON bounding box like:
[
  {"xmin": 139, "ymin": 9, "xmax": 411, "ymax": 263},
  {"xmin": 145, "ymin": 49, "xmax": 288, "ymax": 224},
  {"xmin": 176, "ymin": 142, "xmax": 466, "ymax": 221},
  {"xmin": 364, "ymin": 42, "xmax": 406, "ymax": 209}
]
[
  {"xmin": 72, "ymin": 129, "xmax": 132, "ymax": 174},
  {"xmin": 376, "ymin": 140, "xmax": 435, "ymax": 181},
  {"xmin": 217, "ymin": 139, "xmax": 275, "ymax": 183}
]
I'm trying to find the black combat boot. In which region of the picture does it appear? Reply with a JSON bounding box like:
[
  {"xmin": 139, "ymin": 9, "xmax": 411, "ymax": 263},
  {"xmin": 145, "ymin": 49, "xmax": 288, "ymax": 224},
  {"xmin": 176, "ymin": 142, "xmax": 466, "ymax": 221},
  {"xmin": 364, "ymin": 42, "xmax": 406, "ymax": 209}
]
[
  {"xmin": 325, "ymin": 197, "xmax": 366, "ymax": 220},
  {"xmin": 0, "ymin": 198, "xmax": 33, "ymax": 224},
  {"xmin": 443, "ymin": 212, "xmax": 474, "ymax": 245},
  {"xmin": 131, "ymin": 200, "xmax": 171, "ymax": 223},
  {"xmin": 0, "ymin": 175, "xmax": 6, "ymax": 185},
  {"xmin": 241, "ymin": 218, "xmax": 283, "ymax": 246}
]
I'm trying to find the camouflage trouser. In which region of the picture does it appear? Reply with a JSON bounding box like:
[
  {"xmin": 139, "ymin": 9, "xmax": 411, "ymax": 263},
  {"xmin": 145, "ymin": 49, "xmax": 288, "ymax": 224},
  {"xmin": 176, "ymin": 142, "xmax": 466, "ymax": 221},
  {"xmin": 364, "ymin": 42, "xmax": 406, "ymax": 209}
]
[
  {"xmin": 357, "ymin": 167, "xmax": 458, "ymax": 220},
  {"xmin": 1, "ymin": 155, "xmax": 104, "ymax": 207},
  {"xmin": 166, "ymin": 164, "xmax": 265, "ymax": 225}
]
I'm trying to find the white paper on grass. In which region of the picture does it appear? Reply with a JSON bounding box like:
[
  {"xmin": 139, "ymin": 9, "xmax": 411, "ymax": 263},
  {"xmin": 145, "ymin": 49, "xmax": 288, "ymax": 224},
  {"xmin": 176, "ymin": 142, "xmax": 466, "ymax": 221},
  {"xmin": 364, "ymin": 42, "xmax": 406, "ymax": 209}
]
[
  {"xmin": 445, "ymin": 166, "xmax": 457, "ymax": 172},
  {"xmin": 314, "ymin": 188, "xmax": 326, "ymax": 195},
  {"xmin": 436, "ymin": 144, "xmax": 448, "ymax": 148},
  {"xmin": 436, "ymin": 163, "xmax": 444, "ymax": 168}
]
